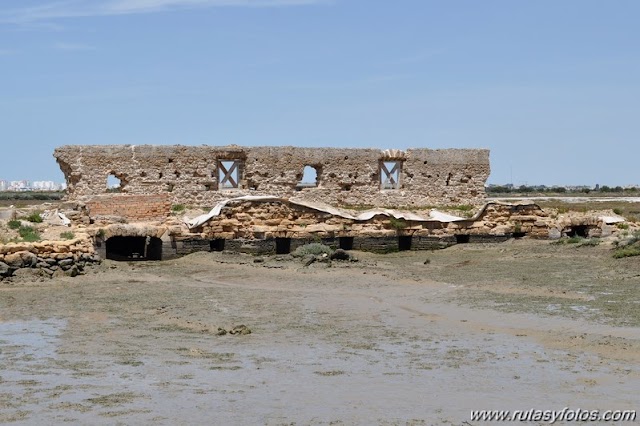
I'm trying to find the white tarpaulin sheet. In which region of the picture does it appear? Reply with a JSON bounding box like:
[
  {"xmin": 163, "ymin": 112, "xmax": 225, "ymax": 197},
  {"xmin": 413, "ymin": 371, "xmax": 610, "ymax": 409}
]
[
  {"xmin": 186, "ymin": 195, "xmax": 470, "ymax": 229},
  {"xmin": 41, "ymin": 209, "xmax": 72, "ymax": 226},
  {"xmin": 599, "ymin": 215, "xmax": 626, "ymax": 224},
  {"xmin": 186, "ymin": 197, "xmax": 627, "ymax": 230}
]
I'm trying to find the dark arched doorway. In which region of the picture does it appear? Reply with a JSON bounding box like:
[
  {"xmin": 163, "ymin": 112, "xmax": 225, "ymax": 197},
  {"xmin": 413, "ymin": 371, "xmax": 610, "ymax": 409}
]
[{"xmin": 106, "ymin": 236, "xmax": 163, "ymax": 261}]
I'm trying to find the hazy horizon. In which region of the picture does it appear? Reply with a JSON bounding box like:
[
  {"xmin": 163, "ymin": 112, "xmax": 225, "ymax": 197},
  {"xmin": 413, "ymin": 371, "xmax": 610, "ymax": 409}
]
[{"xmin": 1, "ymin": 0, "xmax": 638, "ymax": 186}]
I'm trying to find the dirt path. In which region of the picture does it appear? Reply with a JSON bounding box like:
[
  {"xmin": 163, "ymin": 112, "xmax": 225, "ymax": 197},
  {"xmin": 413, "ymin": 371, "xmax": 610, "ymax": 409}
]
[{"xmin": 1, "ymin": 241, "xmax": 639, "ymax": 424}]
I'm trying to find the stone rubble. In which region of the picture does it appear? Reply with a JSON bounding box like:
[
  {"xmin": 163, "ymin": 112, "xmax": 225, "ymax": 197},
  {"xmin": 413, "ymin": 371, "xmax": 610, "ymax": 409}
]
[{"xmin": 0, "ymin": 236, "xmax": 101, "ymax": 281}]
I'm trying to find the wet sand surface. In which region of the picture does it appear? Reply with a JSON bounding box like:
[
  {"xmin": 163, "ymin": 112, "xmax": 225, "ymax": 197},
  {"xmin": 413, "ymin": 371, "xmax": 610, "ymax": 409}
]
[{"xmin": 1, "ymin": 240, "xmax": 639, "ymax": 425}]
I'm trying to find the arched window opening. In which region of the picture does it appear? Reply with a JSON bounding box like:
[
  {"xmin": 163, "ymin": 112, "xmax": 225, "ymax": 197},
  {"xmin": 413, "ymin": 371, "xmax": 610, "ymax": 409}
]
[
  {"xmin": 106, "ymin": 173, "xmax": 124, "ymax": 193},
  {"xmin": 296, "ymin": 165, "xmax": 319, "ymax": 190}
]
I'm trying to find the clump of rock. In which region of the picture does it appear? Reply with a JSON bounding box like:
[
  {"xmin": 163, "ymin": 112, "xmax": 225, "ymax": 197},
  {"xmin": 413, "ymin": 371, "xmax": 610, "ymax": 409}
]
[{"xmin": 294, "ymin": 245, "xmax": 358, "ymax": 266}]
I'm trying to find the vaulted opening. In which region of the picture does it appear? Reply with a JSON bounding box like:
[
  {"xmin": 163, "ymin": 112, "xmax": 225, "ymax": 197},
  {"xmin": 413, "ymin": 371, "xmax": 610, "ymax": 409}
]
[
  {"xmin": 106, "ymin": 236, "xmax": 162, "ymax": 261},
  {"xmin": 275, "ymin": 237, "xmax": 291, "ymax": 254},
  {"xmin": 339, "ymin": 237, "xmax": 354, "ymax": 250},
  {"xmin": 566, "ymin": 225, "xmax": 589, "ymax": 238},
  {"xmin": 398, "ymin": 236, "xmax": 412, "ymax": 251},
  {"xmin": 455, "ymin": 234, "xmax": 470, "ymax": 244},
  {"xmin": 210, "ymin": 239, "xmax": 225, "ymax": 252}
]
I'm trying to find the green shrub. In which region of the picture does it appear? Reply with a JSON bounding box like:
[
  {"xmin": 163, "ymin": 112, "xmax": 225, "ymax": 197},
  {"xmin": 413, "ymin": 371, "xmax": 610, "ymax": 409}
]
[
  {"xmin": 613, "ymin": 246, "xmax": 640, "ymax": 259},
  {"xmin": 551, "ymin": 236, "xmax": 585, "ymax": 245},
  {"xmin": 0, "ymin": 191, "xmax": 63, "ymax": 201},
  {"xmin": 448, "ymin": 205, "xmax": 475, "ymax": 218},
  {"xmin": 616, "ymin": 222, "xmax": 629, "ymax": 230},
  {"xmin": 614, "ymin": 230, "xmax": 640, "ymax": 248},
  {"xmin": 18, "ymin": 225, "xmax": 41, "ymax": 242},
  {"xmin": 172, "ymin": 204, "xmax": 186, "ymax": 213},
  {"xmin": 613, "ymin": 208, "xmax": 623, "ymax": 215},
  {"xmin": 20, "ymin": 211, "xmax": 43, "ymax": 223},
  {"xmin": 566, "ymin": 236, "xmax": 584, "ymax": 244},
  {"xmin": 60, "ymin": 231, "xmax": 75, "ymax": 240},
  {"xmin": 292, "ymin": 243, "xmax": 334, "ymax": 258},
  {"xmin": 7, "ymin": 220, "xmax": 21, "ymax": 230},
  {"xmin": 612, "ymin": 230, "xmax": 640, "ymax": 258},
  {"xmin": 578, "ymin": 238, "xmax": 600, "ymax": 247},
  {"xmin": 389, "ymin": 217, "xmax": 407, "ymax": 230}
]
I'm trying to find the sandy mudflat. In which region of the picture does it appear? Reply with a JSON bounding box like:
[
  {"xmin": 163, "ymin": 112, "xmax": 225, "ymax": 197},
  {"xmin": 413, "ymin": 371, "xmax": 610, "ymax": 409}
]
[{"xmin": 1, "ymin": 240, "xmax": 639, "ymax": 425}]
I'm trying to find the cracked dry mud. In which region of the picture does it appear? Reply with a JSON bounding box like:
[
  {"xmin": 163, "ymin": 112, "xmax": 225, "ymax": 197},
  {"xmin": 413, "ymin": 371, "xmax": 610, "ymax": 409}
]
[{"xmin": 1, "ymin": 239, "xmax": 639, "ymax": 425}]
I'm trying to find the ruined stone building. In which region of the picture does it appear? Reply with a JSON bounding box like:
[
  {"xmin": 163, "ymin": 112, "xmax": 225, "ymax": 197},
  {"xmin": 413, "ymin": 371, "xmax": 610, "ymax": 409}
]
[
  {"xmin": 0, "ymin": 144, "xmax": 623, "ymax": 277},
  {"xmin": 51, "ymin": 145, "xmax": 563, "ymax": 260},
  {"xmin": 54, "ymin": 145, "xmax": 490, "ymax": 208}
]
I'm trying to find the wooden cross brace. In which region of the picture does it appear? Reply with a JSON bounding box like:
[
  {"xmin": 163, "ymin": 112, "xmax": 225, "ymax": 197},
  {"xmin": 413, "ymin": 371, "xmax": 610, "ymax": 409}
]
[
  {"xmin": 219, "ymin": 160, "xmax": 239, "ymax": 188},
  {"xmin": 380, "ymin": 161, "xmax": 400, "ymax": 188}
]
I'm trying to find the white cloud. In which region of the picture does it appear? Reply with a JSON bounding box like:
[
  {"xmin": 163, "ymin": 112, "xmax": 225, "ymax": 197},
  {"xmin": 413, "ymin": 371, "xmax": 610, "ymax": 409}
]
[{"xmin": 1, "ymin": 0, "xmax": 329, "ymax": 24}]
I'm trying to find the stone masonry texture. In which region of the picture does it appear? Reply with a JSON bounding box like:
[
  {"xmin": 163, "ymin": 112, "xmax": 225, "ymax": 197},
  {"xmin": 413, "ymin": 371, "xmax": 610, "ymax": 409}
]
[
  {"xmin": 85, "ymin": 194, "xmax": 171, "ymax": 222},
  {"xmin": 54, "ymin": 145, "xmax": 490, "ymax": 208}
]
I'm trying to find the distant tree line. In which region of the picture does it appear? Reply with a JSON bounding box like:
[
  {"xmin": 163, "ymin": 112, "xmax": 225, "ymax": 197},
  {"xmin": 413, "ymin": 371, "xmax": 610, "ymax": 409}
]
[
  {"xmin": 0, "ymin": 191, "xmax": 65, "ymax": 201},
  {"xmin": 487, "ymin": 185, "xmax": 636, "ymax": 194}
]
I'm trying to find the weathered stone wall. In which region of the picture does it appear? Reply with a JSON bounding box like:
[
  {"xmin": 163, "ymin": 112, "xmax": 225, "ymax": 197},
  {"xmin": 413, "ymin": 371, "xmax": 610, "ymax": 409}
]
[
  {"xmin": 0, "ymin": 237, "xmax": 100, "ymax": 280},
  {"xmin": 195, "ymin": 200, "xmax": 548, "ymax": 241},
  {"xmin": 466, "ymin": 203, "xmax": 551, "ymax": 238},
  {"xmin": 86, "ymin": 194, "xmax": 171, "ymax": 222},
  {"xmin": 54, "ymin": 145, "xmax": 490, "ymax": 208},
  {"xmin": 200, "ymin": 201, "xmax": 356, "ymax": 240}
]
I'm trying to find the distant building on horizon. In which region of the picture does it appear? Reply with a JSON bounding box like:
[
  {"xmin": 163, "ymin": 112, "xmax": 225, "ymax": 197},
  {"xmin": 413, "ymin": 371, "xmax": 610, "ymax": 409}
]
[
  {"xmin": 9, "ymin": 180, "xmax": 30, "ymax": 191},
  {"xmin": 32, "ymin": 180, "xmax": 65, "ymax": 191},
  {"xmin": 0, "ymin": 180, "xmax": 66, "ymax": 191}
]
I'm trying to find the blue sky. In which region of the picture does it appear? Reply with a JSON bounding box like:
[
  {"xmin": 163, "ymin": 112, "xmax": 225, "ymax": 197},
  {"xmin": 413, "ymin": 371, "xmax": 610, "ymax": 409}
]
[{"xmin": 1, "ymin": 0, "xmax": 638, "ymax": 186}]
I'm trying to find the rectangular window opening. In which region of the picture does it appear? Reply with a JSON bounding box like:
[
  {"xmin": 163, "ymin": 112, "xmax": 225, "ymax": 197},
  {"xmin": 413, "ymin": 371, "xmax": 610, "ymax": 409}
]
[
  {"xmin": 218, "ymin": 160, "xmax": 241, "ymax": 189},
  {"xmin": 380, "ymin": 161, "xmax": 401, "ymax": 190}
]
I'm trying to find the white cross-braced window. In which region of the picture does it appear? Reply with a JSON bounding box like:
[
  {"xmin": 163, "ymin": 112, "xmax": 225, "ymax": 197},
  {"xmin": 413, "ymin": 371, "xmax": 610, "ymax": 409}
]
[
  {"xmin": 380, "ymin": 161, "xmax": 401, "ymax": 190},
  {"xmin": 218, "ymin": 160, "xmax": 241, "ymax": 189}
]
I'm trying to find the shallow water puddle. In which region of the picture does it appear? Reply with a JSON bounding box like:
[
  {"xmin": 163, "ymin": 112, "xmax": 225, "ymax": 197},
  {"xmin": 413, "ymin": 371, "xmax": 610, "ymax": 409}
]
[{"xmin": 0, "ymin": 318, "xmax": 66, "ymax": 360}]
